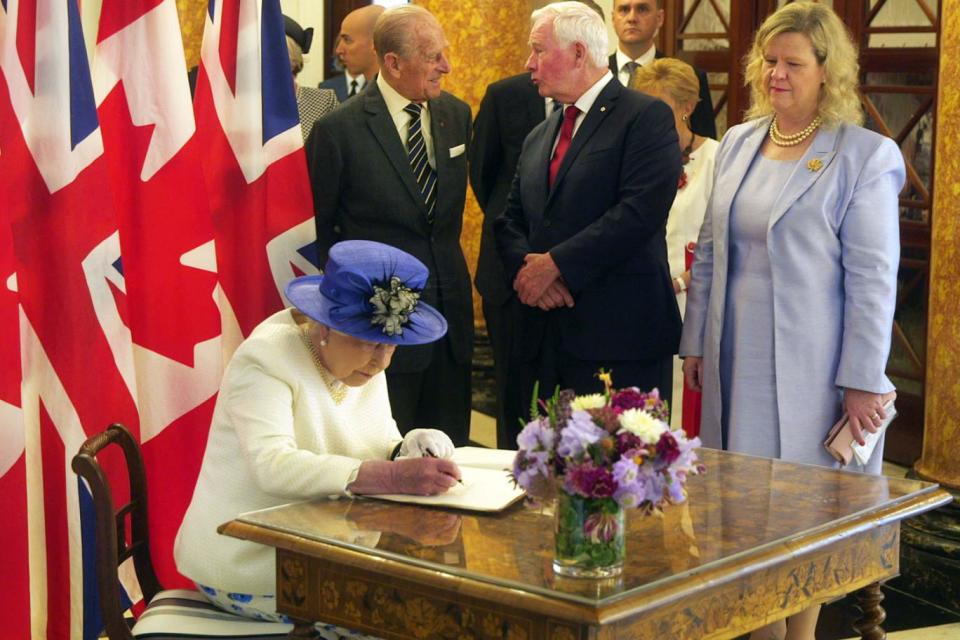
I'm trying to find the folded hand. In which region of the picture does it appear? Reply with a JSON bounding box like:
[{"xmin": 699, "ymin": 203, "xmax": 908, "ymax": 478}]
[
  {"xmin": 514, "ymin": 253, "xmax": 561, "ymax": 306},
  {"xmin": 536, "ymin": 280, "xmax": 575, "ymax": 310}
]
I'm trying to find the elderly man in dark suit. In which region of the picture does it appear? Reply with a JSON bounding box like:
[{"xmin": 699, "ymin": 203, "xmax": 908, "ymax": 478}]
[
  {"xmin": 306, "ymin": 5, "xmax": 473, "ymax": 445},
  {"xmin": 495, "ymin": 1, "xmax": 682, "ymax": 431},
  {"xmin": 609, "ymin": 0, "xmax": 716, "ymax": 139},
  {"xmin": 469, "ymin": 1, "xmax": 605, "ymax": 448}
]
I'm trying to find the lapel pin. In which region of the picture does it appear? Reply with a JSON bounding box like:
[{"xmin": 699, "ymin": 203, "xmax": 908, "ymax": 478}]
[
  {"xmin": 807, "ymin": 158, "xmax": 823, "ymax": 172},
  {"xmin": 600, "ymin": 106, "xmax": 606, "ymax": 112}
]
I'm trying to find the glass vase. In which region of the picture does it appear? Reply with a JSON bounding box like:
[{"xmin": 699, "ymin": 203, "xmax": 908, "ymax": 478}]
[{"xmin": 552, "ymin": 489, "xmax": 625, "ymax": 578}]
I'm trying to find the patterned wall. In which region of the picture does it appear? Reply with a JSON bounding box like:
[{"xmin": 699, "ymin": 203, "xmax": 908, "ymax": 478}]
[
  {"xmin": 917, "ymin": 1, "xmax": 960, "ymax": 490},
  {"xmin": 176, "ymin": 0, "xmax": 206, "ymax": 69},
  {"xmin": 416, "ymin": 0, "xmax": 533, "ymax": 326}
]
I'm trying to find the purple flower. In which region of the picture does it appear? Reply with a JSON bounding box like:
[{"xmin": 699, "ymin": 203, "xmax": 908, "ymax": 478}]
[
  {"xmin": 565, "ymin": 463, "xmax": 616, "ymax": 498},
  {"xmin": 517, "ymin": 417, "xmax": 555, "ymax": 452},
  {"xmin": 616, "ymin": 431, "xmax": 645, "ymax": 453},
  {"xmin": 512, "ymin": 450, "xmax": 552, "ymax": 495},
  {"xmin": 610, "ymin": 388, "xmax": 646, "ymax": 414},
  {"xmin": 557, "ymin": 410, "xmax": 605, "ymax": 459},
  {"xmin": 656, "ymin": 431, "xmax": 681, "ymax": 466},
  {"xmin": 584, "ymin": 511, "xmax": 621, "ymax": 543}
]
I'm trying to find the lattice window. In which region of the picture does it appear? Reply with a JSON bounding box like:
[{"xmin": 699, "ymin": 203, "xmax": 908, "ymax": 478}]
[{"xmin": 867, "ymin": 0, "xmax": 938, "ymax": 48}]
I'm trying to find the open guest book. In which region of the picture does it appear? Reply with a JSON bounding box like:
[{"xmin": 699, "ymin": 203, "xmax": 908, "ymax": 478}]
[{"xmin": 366, "ymin": 447, "xmax": 525, "ymax": 512}]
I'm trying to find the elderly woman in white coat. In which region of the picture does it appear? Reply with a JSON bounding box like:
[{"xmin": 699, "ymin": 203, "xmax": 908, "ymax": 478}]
[
  {"xmin": 176, "ymin": 241, "xmax": 459, "ymax": 639},
  {"xmin": 680, "ymin": 4, "xmax": 904, "ymax": 638}
]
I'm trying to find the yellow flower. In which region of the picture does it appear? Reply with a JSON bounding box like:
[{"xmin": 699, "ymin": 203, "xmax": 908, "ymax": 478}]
[
  {"xmin": 807, "ymin": 158, "xmax": 823, "ymax": 172},
  {"xmin": 618, "ymin": 408, "xmax": 666, "ymax": 445},
  {"xmin": 571, "ymin": 393, "xmax": 606, "ymax": 411}
]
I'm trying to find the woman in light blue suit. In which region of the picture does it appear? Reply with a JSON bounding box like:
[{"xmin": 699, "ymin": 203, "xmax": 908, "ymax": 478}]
[{"xmin": 680, "ymin": 5, "xmax": 905, "ymax": 635}]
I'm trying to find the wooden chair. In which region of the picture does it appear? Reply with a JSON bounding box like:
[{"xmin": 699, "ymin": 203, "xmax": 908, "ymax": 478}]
[{"xmin": 72, "ymin": 423, "xmax": 291, "ymax": 639}]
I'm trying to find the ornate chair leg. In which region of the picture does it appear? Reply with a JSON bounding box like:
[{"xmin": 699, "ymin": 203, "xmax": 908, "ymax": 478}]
[
  {"xmin": 288, "ymin": 618, "xmax": 320, "ymax": 639},
  {"xmin": 852, "ymin": 582, "xmax": 887, "ymax": 640}
]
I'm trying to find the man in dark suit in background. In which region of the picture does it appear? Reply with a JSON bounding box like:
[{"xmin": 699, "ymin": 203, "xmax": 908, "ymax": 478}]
[
  {"xmin": 320, "ymin": 5, "xmax": 384, "ymax": 101},
  {"xmin": 469, "ymin": 73, "xmax": 543, "ymax": 448},
  {"xmin": 470, "ymin": 2, "xmax": 605, "ymax": 448},
  {"xmin": 495, "ymin": 1, "xmax": 682, "ymax": 432},
  {"xmin": 306, "ymin": 5, "xmax": 473, "ymax": 445},
  {"xmin": 609, "ymin": 0, "xmax": 716, "ymax": 138}
]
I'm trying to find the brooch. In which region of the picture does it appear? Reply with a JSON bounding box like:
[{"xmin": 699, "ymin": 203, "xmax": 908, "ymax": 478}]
[{"xmin": 807, "ymin": 158, "xmax": 823, "ymax": 172}]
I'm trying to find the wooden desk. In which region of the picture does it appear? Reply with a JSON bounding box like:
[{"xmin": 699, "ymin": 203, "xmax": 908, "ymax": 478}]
[{"xmin": 220, "ymin": 449, "xmax": 951, "ymax": 639}]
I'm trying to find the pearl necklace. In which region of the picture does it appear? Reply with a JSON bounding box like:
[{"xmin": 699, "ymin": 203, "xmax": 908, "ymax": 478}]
[
  {"xmin": 299, "ymin": 326, "xmax": 348, "ymax": 404},
  {"xmin": 768, "ymin": 115, "xmax": 822, "ymax": 147}
]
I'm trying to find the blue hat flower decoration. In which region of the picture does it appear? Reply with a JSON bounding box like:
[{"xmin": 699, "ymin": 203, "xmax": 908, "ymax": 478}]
[{"xmin": 285, "ymin": 240, "xmax": 447, "ymax": 345}]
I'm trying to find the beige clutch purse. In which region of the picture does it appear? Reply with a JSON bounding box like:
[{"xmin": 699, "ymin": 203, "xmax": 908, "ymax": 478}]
[{"xmin": 823, "ymin": 391, "xmax": 897, "ymax": 466}]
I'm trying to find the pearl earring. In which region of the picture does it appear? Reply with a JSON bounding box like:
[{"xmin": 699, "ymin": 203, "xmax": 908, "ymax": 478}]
[
  {"xmin": 319, "ymin": 339, "xmax": 328, "ymax": 347},
  {"xmin": 681, "ymin": 114, "xmax": 688, "ymax": 121}
]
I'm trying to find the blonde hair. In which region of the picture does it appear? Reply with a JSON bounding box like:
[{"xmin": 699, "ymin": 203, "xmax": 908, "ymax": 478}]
[
  {"xmin": 286, "ymin": 36, "xmax": 304, "ymax": 77},
  {"xmin": 629, "ymin": 58, "xmax": 700, "ymax": 111},
  {"xmin": 743, "ymin": 1, "xmax": 863, "ymax": 127}
]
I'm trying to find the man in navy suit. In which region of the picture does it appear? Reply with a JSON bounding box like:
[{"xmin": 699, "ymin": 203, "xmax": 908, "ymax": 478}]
[
  {"xmin": 495, "ymin": 1, "xmax": 682, "ymax": 431},
  {"xmin": 469, "ymin": 1, "xmax": 605, "ymax": 448},
  {"xmin": 319, "ymin": 5, "xmax": 383, "ymax": 101},
  {"xmin": 469, "ymin": 73, "xmax": 544, "ymax": 447},
  {"xmin": 609, "ymin": 0, "xmax": 716, "ymax": 138}
]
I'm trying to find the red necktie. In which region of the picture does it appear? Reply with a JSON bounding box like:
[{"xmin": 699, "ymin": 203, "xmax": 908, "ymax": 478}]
[{"xmin": 549, "ymin": 105, "xmax": 580, "ymax": 187}]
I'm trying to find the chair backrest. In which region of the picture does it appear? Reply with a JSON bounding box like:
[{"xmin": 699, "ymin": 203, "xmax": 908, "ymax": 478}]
[{"xmin": 72, "ymin": 423, "xmax": 162, "ymax": 640}]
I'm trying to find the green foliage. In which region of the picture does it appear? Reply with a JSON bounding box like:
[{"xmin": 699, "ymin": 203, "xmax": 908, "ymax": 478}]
[{"xmin": 554, "ymin": 491, "xmax": 625, "ymax": 572}]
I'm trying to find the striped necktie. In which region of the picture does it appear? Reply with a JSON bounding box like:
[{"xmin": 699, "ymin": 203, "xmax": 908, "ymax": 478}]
[{"xmin": 403, "ymin": 102, "xmax": 437, "ymax": 223}]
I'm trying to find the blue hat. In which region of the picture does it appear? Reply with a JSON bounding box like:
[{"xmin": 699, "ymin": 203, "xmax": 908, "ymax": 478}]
[{"xmin": 285, "ymin": 241, "xmax": 447, "ymax": 345}]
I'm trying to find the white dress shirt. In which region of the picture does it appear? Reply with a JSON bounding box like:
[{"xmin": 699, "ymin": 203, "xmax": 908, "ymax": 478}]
[
  {"xmin": 551, "ymin": 71, "xmax": 613, "ymax": 155},
  {"xmin": 615, "ymin": 45, "xmax": 657, "ymax": 86},
  {"xmin": 344, "ymin": 70, "xmax": 365, "ymax": 96},
  {"xmin": 377, "ymin": 73, "xmax": 436, "ymax": 169}
]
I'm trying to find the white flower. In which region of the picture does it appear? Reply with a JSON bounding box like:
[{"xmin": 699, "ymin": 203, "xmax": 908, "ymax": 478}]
[
  {"xmin": 570, "ymin": 393, "xmax": 606, "ymax": 411},
  {"xmin": 618, "ymin": 408, "xmax": 667, "ymax": 445}
]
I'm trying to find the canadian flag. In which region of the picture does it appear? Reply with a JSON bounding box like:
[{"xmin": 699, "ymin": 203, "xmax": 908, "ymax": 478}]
[{"xmin": 86, "ymin": 0, "xmax": 224, "ymax": 591}]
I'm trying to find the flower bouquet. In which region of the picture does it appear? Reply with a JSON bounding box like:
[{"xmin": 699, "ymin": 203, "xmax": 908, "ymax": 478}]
[{"xmin": 512, "ymin": 372, "xmax": 704, "ymax": 578}]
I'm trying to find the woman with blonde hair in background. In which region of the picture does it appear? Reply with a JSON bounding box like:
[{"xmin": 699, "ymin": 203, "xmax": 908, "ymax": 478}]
[
  {"xmin": 680, "ymin": 3, "xmax": 905, "ymax": 637},
  {"xmin": 284, "ymin": 15, "xmax": 338, "ymax": 140},
  {"xmin": 630, "ymin": 58, "xmax": 718, "ymax": 434}
]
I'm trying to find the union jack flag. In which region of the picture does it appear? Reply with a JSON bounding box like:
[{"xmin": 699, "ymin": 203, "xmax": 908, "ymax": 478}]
[
  {"xmin": 0, "ymin": 7, "xmax": 30, "ymax": 632},
  {"xmin": 195, "ymin": 0, "xmax": 318, "ymax": 357},
  {"xmin": 1, "ymin": 1, "xmax": 140, "ymax": 638}
]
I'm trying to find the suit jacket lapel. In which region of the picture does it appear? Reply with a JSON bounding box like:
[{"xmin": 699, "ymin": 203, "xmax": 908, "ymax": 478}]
[
  {"xmin": 768, "ymin": 126, "xmax": 839, "ymax": 229},
  {"xmin": 545, "ymin": 78, "xmax": 619, "ymax": 208},
  {"xmin": 428, "ymin": 97, "xmax": 450, "ymax": 221},
  {"xmin": 363, "ymin": 84, "xmax": 426, "ymax": 212}
]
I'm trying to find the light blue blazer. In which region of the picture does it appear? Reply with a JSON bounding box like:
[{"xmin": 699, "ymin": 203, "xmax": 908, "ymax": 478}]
[{"xmin": 679, "ymin": 118, "xmax": 906, "ymax": 470}]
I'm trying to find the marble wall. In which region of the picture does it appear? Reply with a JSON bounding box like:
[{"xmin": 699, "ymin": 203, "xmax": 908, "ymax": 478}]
[
  {"xmin": 415, "ymin": 1, "xmax": 534, "ymax": 324},
  {"xmin": 917, "ymin": 1, "xmax": 960, "ymax": 490},
  {"xmin": 176, "ymin": 0, "xmax": 206, "ymax": 69}
]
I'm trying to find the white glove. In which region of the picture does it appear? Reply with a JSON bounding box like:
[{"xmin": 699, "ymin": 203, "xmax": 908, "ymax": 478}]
[{"xmin": 397, "ymin": 428, "xmax": 455, "ymax": 459}]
